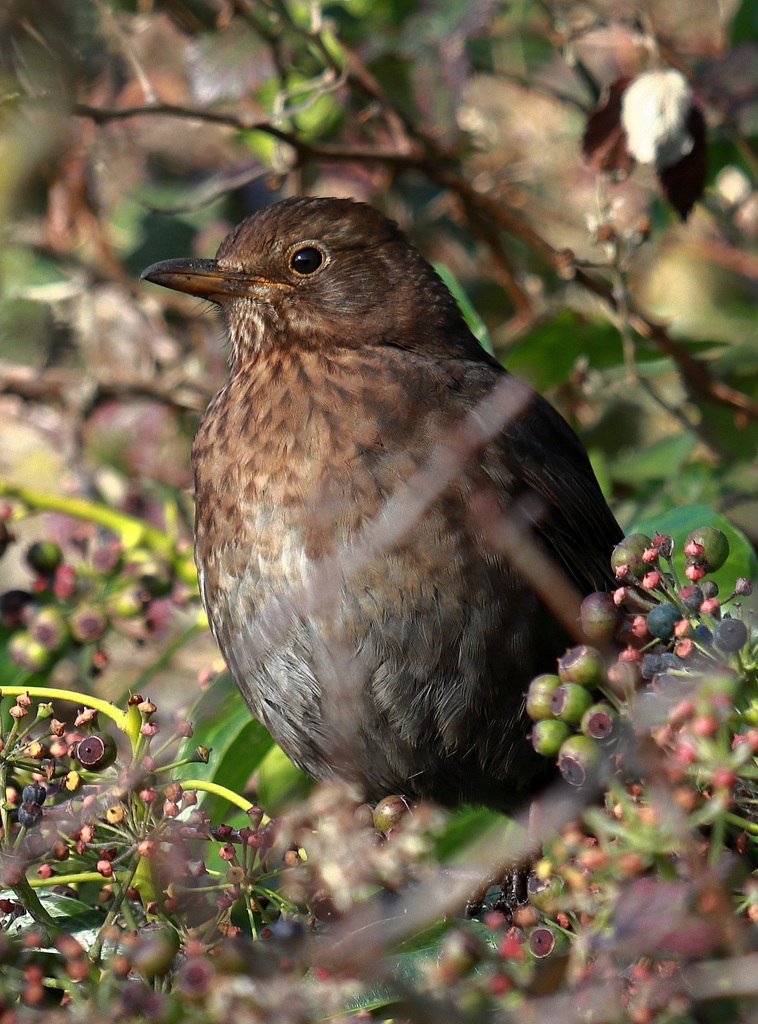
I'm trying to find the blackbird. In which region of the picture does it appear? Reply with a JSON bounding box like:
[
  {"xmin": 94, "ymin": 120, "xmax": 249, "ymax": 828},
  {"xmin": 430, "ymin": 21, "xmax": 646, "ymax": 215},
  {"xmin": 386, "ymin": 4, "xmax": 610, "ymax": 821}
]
[{"xmin": 142, "ymin": 196, "xmax": 622, "ymax": 811}]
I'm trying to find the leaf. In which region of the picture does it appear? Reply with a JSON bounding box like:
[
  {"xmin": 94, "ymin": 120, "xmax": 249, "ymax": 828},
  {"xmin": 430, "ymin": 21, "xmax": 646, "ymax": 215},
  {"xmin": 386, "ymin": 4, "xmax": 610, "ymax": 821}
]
[
  {"xmin": 176, "ymin": 671, "xmax": 275, "ymax": 820},
  {"xmin": 612, "ymin": 433, "xmax": 698, "ymax": 486},
  {"xmin": 433, "ymin": 263, "xmax": 494, "ymax": 354},
  {"xmin": 632, "ymin": 504, "xmax": 758, "ymax": 594}
]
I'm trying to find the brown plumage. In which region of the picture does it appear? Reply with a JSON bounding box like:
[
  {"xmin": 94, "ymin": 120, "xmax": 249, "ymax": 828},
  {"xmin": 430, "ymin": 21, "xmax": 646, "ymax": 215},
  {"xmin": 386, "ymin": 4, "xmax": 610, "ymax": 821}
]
[{"xmin": 142, "ymin": 196, "xmax": 621, "ymax": 811}]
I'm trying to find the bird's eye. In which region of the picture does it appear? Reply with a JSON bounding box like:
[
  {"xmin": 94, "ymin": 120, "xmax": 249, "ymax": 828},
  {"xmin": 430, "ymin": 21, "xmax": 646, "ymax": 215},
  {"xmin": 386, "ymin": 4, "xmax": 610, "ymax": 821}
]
[{"xmin": 290, "ymin": 246, "xmax": 324, "ymax": 276}]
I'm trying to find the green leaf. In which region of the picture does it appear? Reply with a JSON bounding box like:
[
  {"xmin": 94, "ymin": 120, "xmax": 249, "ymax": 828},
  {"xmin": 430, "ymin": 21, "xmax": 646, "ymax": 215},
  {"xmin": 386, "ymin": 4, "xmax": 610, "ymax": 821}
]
[
  {"xmin": 611, "ymin": 433, "xmax": 698, "ymax": 486},
  {"xmin": 433, "ymin": 263, "xmax": 494, "ymax": 355},
  {"xmin": 176, "ymin": 671, "xmax": 275, "ymax": 820},
  {"xmin": 632, "ymin": 504, "xmax": 758, "ymax": 594}
]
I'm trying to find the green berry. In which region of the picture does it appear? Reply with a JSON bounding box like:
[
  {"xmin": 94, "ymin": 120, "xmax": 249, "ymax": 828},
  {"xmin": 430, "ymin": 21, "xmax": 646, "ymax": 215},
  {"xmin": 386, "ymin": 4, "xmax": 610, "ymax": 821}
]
[
  {"xmin": 611, "ymin": 534, "xmax": 653, "ymax": 580},
  {"xmin": 29, "ymin": 606, "xmax": 70, "ymax": 652},
  {"xmin": 71, "ymin": 606, "xmax": 107, "ymax": 643},
  {"xmin": 557, "ymin": 645, "xmax": 605, "ymax": 688},
  {"xmin": 580, "ymin": 592, "xmax": 619, "ymax": 641},
  {"xmin": 373, "ymin": 795, "xmax": 409, "ymax": 834},
  {"xmin": 531, "ymin": 719, "xmax": 571, "ymax": 757},
  {"xmin": 685, "ymin": 527, "xmax": 729, "ymax": 573},
  {"xmin": 525, "ymin": 674, "xmax": 561, "ymax": 721},
  {"xmin": 107, "ymin": 585, "xmax": 150, "ymax": 618},
  {"xmin": 580, "ymin": 703, "xmax": 616, "ymax": 740},
  {"xmin": 550, "ymin": 683, "xmax": 593, "ymax": 724},
  {"xmin": 8, "ymin": 631, "xmax": 53, "ymax": 673},
  {"xmin": 558, "ymin": 734, "xmax": 599, "ymax": 786},
  {"xmin": 26, "ymin": 541, "xmax": 63, "ymax": 576},
  {"xmin": 527, "ymin": 870, "xmax": 564, "ymax": 913}
]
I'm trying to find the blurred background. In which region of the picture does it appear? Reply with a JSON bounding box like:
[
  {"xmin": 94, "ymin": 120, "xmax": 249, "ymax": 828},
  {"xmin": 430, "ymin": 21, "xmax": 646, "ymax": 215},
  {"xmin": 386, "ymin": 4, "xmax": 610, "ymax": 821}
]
[{"xmin": 0, "ymin": 0, "xmax": 757, "ymax": 743}]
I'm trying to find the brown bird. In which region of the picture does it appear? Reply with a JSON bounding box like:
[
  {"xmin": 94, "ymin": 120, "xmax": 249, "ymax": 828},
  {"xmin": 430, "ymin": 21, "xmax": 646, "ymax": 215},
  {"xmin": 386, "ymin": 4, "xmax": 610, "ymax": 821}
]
[{"xmin": 142, "ymin": 196, "xmax": 621, "ymax": 812}]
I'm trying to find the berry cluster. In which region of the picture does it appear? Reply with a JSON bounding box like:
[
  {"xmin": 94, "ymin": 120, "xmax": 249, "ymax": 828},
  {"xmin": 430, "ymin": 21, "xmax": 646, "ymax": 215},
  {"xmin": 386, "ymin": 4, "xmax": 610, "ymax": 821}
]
[
  {"xmin": 0, "ymin": 510, "xmax": 187, "ymax": 683},
  {"xmin": 526, "ymin": 525, "xmax": 755, "ymax": 793}
]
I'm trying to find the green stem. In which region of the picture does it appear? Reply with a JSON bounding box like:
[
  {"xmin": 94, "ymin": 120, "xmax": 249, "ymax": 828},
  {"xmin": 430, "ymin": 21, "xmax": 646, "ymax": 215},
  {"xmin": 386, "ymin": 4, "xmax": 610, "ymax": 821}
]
[
  {"xmin": 12, "ymin": 875, "xmax": 63, "ymax": 939},
  {"xmin": 89, "ymin": 850, "xmax": 142, "ymax": 964},
  {"xmin": 28, "ymin": 871, "xmax": 107, "ymax": 887},
  {"xmin": 1, "ymin": 686, "xmax": 127, "ymax": 730},
  {"xmin": 180, "ymin": 779, "xmax": 253, "ymax": 812}
]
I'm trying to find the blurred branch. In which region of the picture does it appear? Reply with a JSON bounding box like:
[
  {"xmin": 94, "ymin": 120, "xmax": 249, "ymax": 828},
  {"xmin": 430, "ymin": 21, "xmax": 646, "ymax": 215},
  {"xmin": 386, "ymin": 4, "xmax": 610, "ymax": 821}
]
[
  {"xmin": 74, "ymin": 87, "xmax": 758, "ymax": 424},
  {"xmin": 0, "ymin": 361, "xmax": 213, "ymax": 413}
]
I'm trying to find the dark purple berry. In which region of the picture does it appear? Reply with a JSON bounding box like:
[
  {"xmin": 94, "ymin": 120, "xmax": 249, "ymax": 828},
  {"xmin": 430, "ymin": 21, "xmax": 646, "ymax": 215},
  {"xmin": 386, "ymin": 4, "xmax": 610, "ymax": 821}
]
[
  {"xmin": 713, "ymin": 617, "xmax": 748, "ymax": 653},
  {"xmin": 525, "ymin": 674, "xmax": 560, "ymax": 721},
  {"xmin": 701, "ymin": 581, "xmax": 719, "ymax": 599},
  {"xmin": 21, "ymin": 783, "xmax": 46, "ymax": 805},
  {"xmin": 557, "ymin": 645, "xmax": 605, "ymax": 688},
  {"xmin": 550, "ymin": 683, "xmax": 593, "ymax": 724},
  {"xmin": 641, "ymin": 653, "xmax": 665, "ymax": 680},
  {"xmin": 558, "ymin": 734, "xmax": 599, "ymax": 786},
  {"xmin": 646, "ymin": 603, "xmax": 680, "ymax": 640},
  {"xmin": 0, "ymin": 590, "xmax": 33, "ymax": 628},
  {"xmin": 0, "ymin": 520, "xmax": 12, "ymax": 558},
  {"xmin": 678, "ymin": 585, "xmax": 703, "ymax": 612},
  {"xmin": 25, "ymin": 541, "xmax": 63, "ymax": 576},
  {"xmin": 611, "ymin": 534, "xmax": 653, "ymax": 580},
  {"xmin": 685, "ymin": 527, "xmax": 729, "ymax": 573},
  {"xmin": 580, "ymin": 592, "xmax": 619, "ymax": 641},
  {"xmin": 694, "ymin": 624, "xmax": 713, "ymax": 644},
  {"xmin": 531, "ymin": 719, "xmax": 571, "ymax": 757},
  {"xmin": 74, "ymin": 733, "xmax": 118, "ymax": 771},
  {"xmin": 17, "ymin": 802, "xmax": 43, "ymax": 828},
  {"xmin": 137, "ymin": 560, "xmax": 174, "ymax": 598},
  {"xmin": 580, "ymin": 703, "xmax": 616, "ymax": 740}
]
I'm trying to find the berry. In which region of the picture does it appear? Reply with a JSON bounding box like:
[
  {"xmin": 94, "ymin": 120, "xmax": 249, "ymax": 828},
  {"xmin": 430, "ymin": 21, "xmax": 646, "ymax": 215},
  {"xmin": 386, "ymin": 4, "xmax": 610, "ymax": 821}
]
[
  {"xmin": 684, "ymin": 527, "xmax": 729, "ymax": 573},
  {"xmin": 0, "ymin": 589, "xmax": 33, "ymax": 628},
  {"xmin": 70, "ymin": 606, "xmax": 107, "ymax": 643},
  {"xmin": 525, "ymin": 674, "xmax": 560, "ymax": 721},
  {"xmin": 713, "ymin": 617, "xmax": 748, "ymax": 653},
  {"xmin": 74, "ymin": 734, "xmax": 118, "ymax": 771},
  {"xmin": 17, "ymin": 802, "xmax": 43, "ymax": 828},
  {"xmin": 557, "ymin": 645, "xmax": 605, "ymax": 688},
  {"xmin": 531, "ymin": 719, "xmax": 571, "ymax": 757},
  {"xmin": 678, "ymin": 585, "xmax": 703, "ymax": 611},
  {"xmin": 137, "ymin": 559, "xmax": 174, "ymax": 598},
  {"xmin": 526, "ymin": 871, "xmax": 564, "ymax": 913},
  {"xmin": 8, "ymin": 632, "xmax": 53, "ymax": 673},
  {"xmin": 29, "ymin": 607, "xmax": 70, "ymax": 652},
  {"xmin": 550, "ymin": 683, "xmax": 593, "ymax": 724},
  {"xmin": 107, "ymin": 585, "xmax": 150, "ymax": 618},
  {"xmin": 580, "ymin": 592, "xmax": 619, "ymax": 641},
  {"xmin": 580, "ymin": 704, "xmax": 616, "ymax": 740},
  {"xmin": 646, "ymin": 603, "xmax": 681, "ymax": 640},
  {"xmin": 25, "ymin": 541, "xmax": 63, "ymax": 576},
  {"xmin": 527, "ymin": 927, "xmax": 556, "ymax": 959},
  {"xmin": 21, "ymin": 783, "xmax": 46, "ymax": 806},
  {"xmin": 611, "ymin": 534, "xmax": 653, "ymax": 580},
  {"xmin": 373, "ymin": 795, "xmax": 409, "ymax": 834},
  {"xmin": 558, "ymin": 734, "xmax": 599, "ymax": 786},
  {"xmin": 641, "ymin": 653, "xmax": 665, "ymax": 680}
]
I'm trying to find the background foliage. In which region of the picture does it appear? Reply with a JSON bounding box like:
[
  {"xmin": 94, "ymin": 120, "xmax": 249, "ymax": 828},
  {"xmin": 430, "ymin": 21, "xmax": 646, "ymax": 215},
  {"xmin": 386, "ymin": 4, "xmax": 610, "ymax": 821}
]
[{"xmin": 1, "ymin": 0, "xmax": 758, "ymax": 1019}]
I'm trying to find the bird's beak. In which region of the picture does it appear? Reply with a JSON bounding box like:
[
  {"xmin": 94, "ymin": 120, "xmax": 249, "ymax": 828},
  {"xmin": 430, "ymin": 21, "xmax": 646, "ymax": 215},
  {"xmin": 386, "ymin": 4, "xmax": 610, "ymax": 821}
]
[{"xmin": 140, "ymin": 258, "xmax": 276, "ymax": 301}]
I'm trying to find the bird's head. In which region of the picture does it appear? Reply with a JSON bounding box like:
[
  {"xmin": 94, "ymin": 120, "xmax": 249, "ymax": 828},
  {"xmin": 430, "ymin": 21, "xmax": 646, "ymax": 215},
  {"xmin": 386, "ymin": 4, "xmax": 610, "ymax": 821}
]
[{"xmin": 141, "ymin": 196, "xmax": 475, "ymax": 365}]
